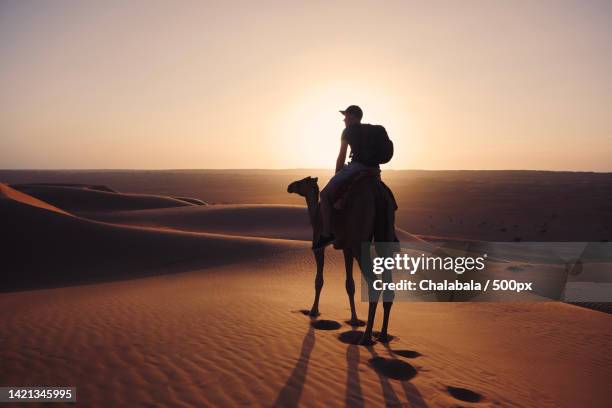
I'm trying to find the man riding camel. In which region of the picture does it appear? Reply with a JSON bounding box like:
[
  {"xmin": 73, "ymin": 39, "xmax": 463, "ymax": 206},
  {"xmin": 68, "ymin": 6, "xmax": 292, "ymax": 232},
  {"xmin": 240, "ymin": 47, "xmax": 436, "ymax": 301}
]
[
  {"xmin": 313, "ymin": 105, "xmax": 389, "ymax": 250},
  {"xmin": 289, "ymin": 105, "xmax": 396, "ymax": 343}
]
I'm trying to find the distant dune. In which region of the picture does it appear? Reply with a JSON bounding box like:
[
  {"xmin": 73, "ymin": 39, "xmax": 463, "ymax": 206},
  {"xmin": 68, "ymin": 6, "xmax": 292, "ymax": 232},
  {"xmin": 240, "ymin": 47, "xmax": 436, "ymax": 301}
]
[
  {"xmin": 3, "ymin": 169, "xmax": 611, "ymax": 241},
  {"xmin": 11, "ymin": 183, "xmax": 198, "ymax": 213},
  {"xmin": 12, "ymin": 182, "xmax": 118, "ymax": 192},
  {"xmin": 0, "ymin": 183, "xmax": 71, "ymax": 216},
  {"xmin": 172, "ymin": 196, "xmax": 208, "ymax": 205},
  {"xmin": 74, "ymin": 201, "xmax": 427, "ymax": 244},
  {"xmin": 89, "ymin": 204, "xmax": 313, "ymax": 240}
]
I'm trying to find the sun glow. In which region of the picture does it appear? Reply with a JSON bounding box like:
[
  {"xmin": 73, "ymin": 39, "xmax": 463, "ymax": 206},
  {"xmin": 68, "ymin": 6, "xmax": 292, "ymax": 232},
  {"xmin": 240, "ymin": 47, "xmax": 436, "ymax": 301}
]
[
  {"xmin": 4, "ymin": 1, "xmax": 611, "ymax": 170},
  {"xmin": 276, "ymin": 83, "xmax": 411, "ymax": 169}
]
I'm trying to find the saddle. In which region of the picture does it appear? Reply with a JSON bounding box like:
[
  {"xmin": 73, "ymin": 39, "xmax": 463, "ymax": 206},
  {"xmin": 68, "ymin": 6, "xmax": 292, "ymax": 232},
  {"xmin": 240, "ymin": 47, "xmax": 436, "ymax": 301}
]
[{"xmin": 332, "ymin": 168, "xmax": 396, "ymax": 210}]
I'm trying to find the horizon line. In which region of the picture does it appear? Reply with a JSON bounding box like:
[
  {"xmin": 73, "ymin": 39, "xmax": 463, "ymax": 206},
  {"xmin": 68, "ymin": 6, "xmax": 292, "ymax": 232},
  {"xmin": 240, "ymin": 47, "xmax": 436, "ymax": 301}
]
[{"xmin": 1, "ymin": 168, "xmax": 611, "ymax": 174}]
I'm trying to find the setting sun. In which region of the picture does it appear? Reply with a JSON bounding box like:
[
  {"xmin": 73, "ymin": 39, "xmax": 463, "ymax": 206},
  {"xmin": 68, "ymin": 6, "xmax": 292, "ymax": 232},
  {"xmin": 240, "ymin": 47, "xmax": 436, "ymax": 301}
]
[{"xmin": 275, "ymin": 82, "xmax": 414, "ymax": 169}]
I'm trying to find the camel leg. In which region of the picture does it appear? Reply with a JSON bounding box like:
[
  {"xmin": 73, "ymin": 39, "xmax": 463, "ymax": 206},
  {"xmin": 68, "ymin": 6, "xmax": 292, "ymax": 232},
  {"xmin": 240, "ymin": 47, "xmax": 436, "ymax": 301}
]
[
  {"xmin": 343, "ymin": 249, "xmax": 363, "ymax": 326},
  {"xmin": 362, "ymin": 301, "xmax": 379, "ymax": 345},
  {"xmin": 378, "ymin": 267, "xmax": 395, "ymax": 342},
  {"xmin": 309, "ymin": 248, "xmax": 324, "ymax": 316},
  {"xmin": 378, "ymin": 302, "xmax": 393, "ymax": 342},
  {"xmin": 356, "ymin": 246, "xmax": 380, "ymax": 345}
]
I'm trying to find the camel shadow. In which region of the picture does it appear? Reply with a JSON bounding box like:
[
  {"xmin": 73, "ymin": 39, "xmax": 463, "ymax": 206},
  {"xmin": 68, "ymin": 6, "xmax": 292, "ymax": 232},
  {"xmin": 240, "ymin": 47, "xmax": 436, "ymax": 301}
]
[
  {"xmin": 340, "ymin": 330, "xmax": 428, "ymax": 408},
  {"xmin": 272, "ymin": 325, "xmax": 315, "ymax": 408},
  {"xmin": 380, "ymin": 342, "xmax": 428, "ymax": 408},
  {"xmin": 311, "ymin": 319, "xmax": 342, "ymax": 330},
  {"xmin": 274, "ymin": 324, "xmax": 428, "ymax": 407},
  {"xmin": 345, "ymin": 344, "xmax": 365, "ymax": 407}
]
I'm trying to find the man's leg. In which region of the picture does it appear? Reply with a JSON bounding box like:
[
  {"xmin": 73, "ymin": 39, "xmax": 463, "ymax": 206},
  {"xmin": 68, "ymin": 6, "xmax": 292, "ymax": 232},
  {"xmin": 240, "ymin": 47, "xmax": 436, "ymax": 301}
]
[
  {"xmin": 315, "ymin": 163, "xmax": 368, "ymax": 249},
  {"xmin": 320, "ymin": 186, "xmax": 333, "ymax": 237}
]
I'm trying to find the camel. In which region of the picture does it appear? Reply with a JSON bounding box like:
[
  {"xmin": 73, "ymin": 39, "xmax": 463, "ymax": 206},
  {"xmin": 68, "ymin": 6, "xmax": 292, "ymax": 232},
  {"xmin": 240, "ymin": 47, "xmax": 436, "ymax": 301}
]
[{"xmin": 287, "ymin": 174, "xmax": 397, "ymax": 345}]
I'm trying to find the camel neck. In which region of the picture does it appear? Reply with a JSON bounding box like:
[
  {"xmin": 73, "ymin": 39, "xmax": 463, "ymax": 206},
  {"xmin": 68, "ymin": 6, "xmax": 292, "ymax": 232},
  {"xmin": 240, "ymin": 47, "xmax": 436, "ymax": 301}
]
[{"xmin": 305, "ymin": 191, "xmax": 320, "ymax": 227}]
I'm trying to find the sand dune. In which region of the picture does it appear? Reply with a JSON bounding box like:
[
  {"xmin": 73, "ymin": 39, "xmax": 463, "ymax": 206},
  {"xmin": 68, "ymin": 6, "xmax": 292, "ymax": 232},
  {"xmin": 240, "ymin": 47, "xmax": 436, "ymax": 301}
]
[
  {"xmin": 88, "ymin": 204, "xmax": 428, "ymax": 244},
  {"xmin": 0, "ymin": 183, "xmax": 72, "ymax": 216},
  {"xmin": 1, "ymin": 185, "xmax": 304, "ymax": 291},
  {"xmin": 11, "ymin": 183, "xmax": 198, "ymax": 213},
  {"xmin": 88, "ymin": 204, "xmax": 313, "ymax": 241},
  {"xmin": 1, "ymin": 184, "xmax": 423, "ymax": 292},
  {"xmin": 172, "ymin": 196, "xmax": 208, "ymax": 205},
  {"xmin": 11, "ymin": 182, "xmax": 119, "ymax": 192}
]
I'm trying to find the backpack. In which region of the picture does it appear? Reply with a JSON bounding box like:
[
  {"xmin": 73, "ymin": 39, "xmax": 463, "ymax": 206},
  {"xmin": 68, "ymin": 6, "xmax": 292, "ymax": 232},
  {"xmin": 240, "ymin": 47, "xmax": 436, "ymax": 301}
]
[{"xmin": 358, "ymin": 124, "xmax": 394, "ymax": 165}]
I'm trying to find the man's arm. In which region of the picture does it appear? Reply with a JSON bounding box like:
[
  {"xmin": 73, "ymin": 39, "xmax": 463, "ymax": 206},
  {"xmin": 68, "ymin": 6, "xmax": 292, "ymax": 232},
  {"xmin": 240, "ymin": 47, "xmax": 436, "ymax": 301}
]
[{"xmin": 335, "ymin": 140, "xmax": 348, "ymax": 174}]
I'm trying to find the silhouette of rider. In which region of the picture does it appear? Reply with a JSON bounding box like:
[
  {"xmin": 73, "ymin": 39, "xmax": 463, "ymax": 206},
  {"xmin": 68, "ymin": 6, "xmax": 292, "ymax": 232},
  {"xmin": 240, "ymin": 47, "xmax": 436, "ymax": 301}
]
[{"xmin": 313, "ymin": 105, "xmax": 379, "ymax": 250}]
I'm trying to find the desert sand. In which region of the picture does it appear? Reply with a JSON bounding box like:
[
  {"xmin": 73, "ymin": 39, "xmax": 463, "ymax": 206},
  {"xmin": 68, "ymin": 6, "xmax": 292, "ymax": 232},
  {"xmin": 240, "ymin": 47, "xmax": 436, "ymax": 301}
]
[{"xmin": 1, "ymin": 172, "xmax": 611, "ymax": 407}]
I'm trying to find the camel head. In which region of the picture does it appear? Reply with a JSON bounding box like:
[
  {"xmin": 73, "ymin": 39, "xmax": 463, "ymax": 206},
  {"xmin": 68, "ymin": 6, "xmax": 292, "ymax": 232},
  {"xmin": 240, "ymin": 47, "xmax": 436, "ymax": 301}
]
[{"xmin": 287, "ymin": 176, "xmax": 319, "ymax": 197}]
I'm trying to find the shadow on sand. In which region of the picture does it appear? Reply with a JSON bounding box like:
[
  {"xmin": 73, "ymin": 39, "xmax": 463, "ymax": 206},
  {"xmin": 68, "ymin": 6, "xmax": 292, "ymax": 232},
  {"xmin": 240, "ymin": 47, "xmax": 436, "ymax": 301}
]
[
  {"xmin": 342, "ymin": 330, "xmax": 481, "ymax": 405},
  {"xmin": 311, "ymin": 319, "xmax": 342, "ymax": 330},
  {"xmin": 274, "ymin": 324, "xmax": 428, "ymax": 407},
  {"xmin": 272, "ymin": 325, "xmax": 316, "ymax": 408},
  {"xmin": 341, "ymin": 330, "xmax": 428, "ymax": 408},
  {"xmin": 447, "ymin": 385, "xmax": 482, "ymax": 403}
]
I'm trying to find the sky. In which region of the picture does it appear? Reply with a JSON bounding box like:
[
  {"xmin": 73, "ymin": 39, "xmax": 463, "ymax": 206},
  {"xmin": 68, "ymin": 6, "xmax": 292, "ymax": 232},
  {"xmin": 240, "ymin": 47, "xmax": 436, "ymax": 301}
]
[{"xmin": 1, "ymin": 0, "xmax": 611, "ymax": 171}]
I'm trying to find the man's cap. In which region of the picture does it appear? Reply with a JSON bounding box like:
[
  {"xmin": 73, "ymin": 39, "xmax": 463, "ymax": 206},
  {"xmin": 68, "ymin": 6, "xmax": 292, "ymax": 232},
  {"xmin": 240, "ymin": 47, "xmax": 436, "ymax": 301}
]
[{"xmin": 339, "ymin": 105, "xmax": 363, "ymax": 119}]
